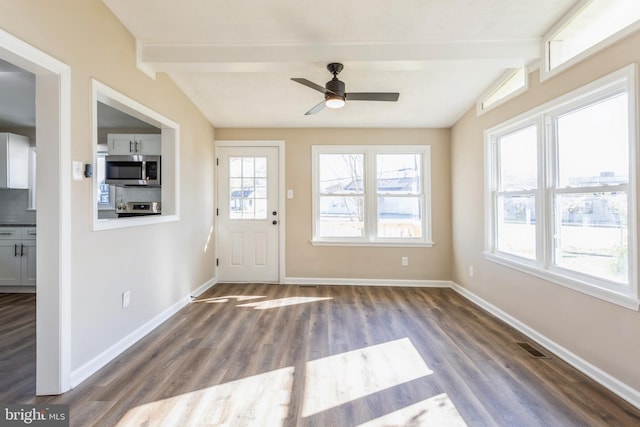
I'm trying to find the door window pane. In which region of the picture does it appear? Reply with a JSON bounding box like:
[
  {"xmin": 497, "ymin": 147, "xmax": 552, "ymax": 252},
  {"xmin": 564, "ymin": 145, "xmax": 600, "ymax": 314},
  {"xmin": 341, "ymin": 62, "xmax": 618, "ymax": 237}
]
[
  {"xmin": 554, "ymin": 192, "xmax": 627, "ymax": 283},
  {"xmin": 229, "ymin": 156, "xmax": 267, "ymax": 219},
  {"xmin": 557, "ymin": 93, "xmax": 628, "ymax": 188},
  {"xmin": 496, "ymin": 194, "xmax": 536, "ymax": 259}
]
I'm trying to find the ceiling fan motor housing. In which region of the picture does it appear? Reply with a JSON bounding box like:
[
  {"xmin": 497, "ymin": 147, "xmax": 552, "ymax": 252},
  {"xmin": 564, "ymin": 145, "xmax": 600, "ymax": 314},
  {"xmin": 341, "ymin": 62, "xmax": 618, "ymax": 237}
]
[{"xmin": 325, "ymin": 78, "xmax": 346, "ymax": 99}]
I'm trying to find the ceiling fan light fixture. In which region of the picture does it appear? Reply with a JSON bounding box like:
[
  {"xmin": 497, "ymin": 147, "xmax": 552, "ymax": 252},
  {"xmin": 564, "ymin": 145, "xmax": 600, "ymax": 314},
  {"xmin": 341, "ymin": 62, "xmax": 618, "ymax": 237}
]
[{"xmin": 325, "ymin": 95, "xmax": 346, "ymax": 109}]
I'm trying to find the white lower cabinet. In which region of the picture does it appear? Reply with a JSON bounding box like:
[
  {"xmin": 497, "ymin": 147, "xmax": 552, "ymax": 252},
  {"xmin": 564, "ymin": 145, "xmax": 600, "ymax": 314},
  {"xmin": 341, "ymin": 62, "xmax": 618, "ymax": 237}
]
[{"xmin": 0, "ymin": 228, "xmax": 36, "ymax": 287}]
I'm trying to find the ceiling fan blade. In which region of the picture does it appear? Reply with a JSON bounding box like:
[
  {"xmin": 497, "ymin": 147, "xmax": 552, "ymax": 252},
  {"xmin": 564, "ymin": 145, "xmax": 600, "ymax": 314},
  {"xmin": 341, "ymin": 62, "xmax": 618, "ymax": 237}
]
[
  {"xmin": 291, "ymin": 78, "xmax": 337, "ymax": 95},
  {"xmin": 346, "ymin": 92, "xmax": 400, "ymax": 102},
  {"xmin": 305, "ymin": 100, "xmax": 326, "ymax": 115}
]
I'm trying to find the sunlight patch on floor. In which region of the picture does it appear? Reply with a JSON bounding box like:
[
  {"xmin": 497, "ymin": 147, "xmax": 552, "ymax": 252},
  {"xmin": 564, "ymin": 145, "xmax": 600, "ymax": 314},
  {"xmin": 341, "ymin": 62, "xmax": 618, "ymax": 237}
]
[
  {"xmin": 236, "ymin": 296, "xmax": 333, "ymax": 310},
  {"xmin": 356, "ymin": 393, "xmax": 468, "ymax": 427},
  {"xmin": 195, "ymin": 295, "xmax": 266, "ymax": 304},
  {"xmin": 302, "ymin": 337, "xmax": 433, "ymax": 417},
  {"xmin": 116, "ymin": 366, "xmax": 294, "ymax": 426}
]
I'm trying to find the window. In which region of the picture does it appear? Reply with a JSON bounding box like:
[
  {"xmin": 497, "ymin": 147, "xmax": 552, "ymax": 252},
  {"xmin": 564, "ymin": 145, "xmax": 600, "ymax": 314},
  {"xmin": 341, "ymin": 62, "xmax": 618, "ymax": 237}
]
[
  {"xmin": 312, "ymin": 145, "xmax": 432, "ymax": 246},
  {"xmin": 228, "ymin": 156, "xmax": 268, "ymax": 219},
  {"xmin": 478, "ymin": 68, "xmax": 528, "ymax": 114},
  {"xmin": 485, "ymin": 65, "xmax": 638, "ymax": 309},
  {"xmin": 545, "ymin": 0, "xmax": 640, "ymax": 76}
]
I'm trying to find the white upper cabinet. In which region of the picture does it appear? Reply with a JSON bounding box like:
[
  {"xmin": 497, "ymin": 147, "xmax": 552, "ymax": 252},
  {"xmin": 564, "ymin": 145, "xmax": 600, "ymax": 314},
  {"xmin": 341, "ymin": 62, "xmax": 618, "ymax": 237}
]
[
  {"xmin": 107, "ymin": 133, "xmax": 161, "ymax": 155},
  {"xmin": 0, "ymin": 132, "xmax": 30, "ymax": 189}
]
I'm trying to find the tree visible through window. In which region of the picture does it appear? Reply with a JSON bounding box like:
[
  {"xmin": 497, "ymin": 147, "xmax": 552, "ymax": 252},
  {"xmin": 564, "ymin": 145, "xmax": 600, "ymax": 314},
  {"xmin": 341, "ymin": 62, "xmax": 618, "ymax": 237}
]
[{"xmin": 313, "ymin": 146, "xmax": 431, "ymax": 245}]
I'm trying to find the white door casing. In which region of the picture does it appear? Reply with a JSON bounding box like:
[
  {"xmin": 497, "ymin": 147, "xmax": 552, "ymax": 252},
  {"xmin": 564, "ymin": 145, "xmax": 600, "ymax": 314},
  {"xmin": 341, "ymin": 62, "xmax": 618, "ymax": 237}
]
[{"xmin": 216, "ymin": 142, "xmax": 284, "ymax": 282}]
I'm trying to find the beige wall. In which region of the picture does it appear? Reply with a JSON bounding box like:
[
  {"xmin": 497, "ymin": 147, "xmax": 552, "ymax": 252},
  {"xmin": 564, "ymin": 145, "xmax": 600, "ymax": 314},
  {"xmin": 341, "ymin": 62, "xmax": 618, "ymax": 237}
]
[
  {"xmin": 0, "ymin": 1, "xmax": 216, "ymax": 372},
  {"xmin": 216, "ymin": 128, "xmax": 452, "ymax": 281},
  {"xmin": 451, "ymin": 31, "xmax": 640, "ymax": 390}
]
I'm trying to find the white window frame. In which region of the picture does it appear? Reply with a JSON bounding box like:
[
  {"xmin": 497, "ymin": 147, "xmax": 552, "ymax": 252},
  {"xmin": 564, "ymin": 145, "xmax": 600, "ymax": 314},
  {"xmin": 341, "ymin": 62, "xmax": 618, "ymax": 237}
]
[
  {"xmin": 312, "ymin": 145, "xmax": 432, "ymax": 247},
  {"xmin": 477, "ymin": 67, "xmax": 529, "ymax": 115},
  {"xmin": 484, "ymin": 64, "xmax": 638, "ymax": 310},
  {"xmin": 542, "ymin": 0, "xmax": 640, "ymax": 80}
]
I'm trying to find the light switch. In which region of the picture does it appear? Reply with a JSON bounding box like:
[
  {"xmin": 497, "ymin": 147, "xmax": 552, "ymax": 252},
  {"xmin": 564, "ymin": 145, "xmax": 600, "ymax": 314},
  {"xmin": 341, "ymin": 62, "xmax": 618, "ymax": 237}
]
[
  {"xmin": 72, "ymin": 161, "xmax": 83, "ymax": 180},
  {"xmin": 287, "ymin": 189, "xmax": 294, "ymax": 199}
]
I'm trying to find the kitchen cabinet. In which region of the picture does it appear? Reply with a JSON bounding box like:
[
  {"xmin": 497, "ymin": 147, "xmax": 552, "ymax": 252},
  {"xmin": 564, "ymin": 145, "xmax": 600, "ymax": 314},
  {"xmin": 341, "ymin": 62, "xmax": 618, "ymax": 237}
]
[
  {"xmin": 0, "ymin": 228, "xmax": 36, "ymax": 287},
  {"xmin": 0, "ymin": 132, "xmax": 30, "ymax": 189},
  {"xmin": 107, "ymin": 133, "xmax": 161, "ymax": 155}
]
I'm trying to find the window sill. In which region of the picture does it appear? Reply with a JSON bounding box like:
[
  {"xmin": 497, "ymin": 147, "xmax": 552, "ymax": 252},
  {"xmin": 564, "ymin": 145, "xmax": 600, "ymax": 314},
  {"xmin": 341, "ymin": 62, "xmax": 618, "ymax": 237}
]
[
  {"xmin": 312, "ymin": 240, "xmax": 434, "ymax": 248},
  {"xmin": 484, "ymin": 252, "xmax": 639, "ymax": 311},
  {"xmin": 93, "ymin": 214, "xmax": 179, "ymax": 231}
]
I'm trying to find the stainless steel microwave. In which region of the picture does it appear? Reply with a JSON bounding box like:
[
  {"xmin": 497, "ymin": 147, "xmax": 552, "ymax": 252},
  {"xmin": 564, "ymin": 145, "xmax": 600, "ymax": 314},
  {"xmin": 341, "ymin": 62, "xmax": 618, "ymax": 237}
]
[{"xmin": 105, "ymin": 155, "xmax": 161, "ymax": 186}]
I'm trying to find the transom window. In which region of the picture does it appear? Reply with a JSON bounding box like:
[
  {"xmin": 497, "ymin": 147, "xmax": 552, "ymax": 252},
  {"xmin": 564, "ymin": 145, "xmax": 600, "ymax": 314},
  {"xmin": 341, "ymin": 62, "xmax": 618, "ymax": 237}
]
[
  {"xmin": 545, "ymin": 0, "xmax": 640, "ymax": 75},
  {"xmin": 485, "ymin": 65, "xmax": 638, "ymax": 309},
  {"xmin": 312, "ymin": 145, "xmax": 432, "ymax": 246}
]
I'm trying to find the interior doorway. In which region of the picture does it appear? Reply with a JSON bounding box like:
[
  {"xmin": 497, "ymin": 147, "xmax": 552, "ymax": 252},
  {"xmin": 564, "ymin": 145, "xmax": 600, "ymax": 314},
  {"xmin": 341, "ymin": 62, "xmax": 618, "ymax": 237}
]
[{"xmin": 0, "ymin": 29, "xmax": 71, "ymax": 395}]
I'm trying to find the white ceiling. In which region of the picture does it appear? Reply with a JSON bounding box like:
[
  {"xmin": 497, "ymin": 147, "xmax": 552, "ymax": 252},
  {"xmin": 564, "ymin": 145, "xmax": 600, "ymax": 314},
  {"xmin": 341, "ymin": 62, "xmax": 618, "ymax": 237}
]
[
  {"xmin": 102, "ymin": 0, "xmax": 578, "ymax": 128},
  {"xmin": 0, "ymin": 1, "xmax": 580, "ymax": 129}
]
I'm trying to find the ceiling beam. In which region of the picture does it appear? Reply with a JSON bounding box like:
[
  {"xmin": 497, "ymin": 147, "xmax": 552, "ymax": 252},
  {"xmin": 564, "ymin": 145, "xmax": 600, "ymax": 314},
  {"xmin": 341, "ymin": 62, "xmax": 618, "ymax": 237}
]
[{"xmin": 138, "ymin": 39, "xmax": 541, "ymax": 73}]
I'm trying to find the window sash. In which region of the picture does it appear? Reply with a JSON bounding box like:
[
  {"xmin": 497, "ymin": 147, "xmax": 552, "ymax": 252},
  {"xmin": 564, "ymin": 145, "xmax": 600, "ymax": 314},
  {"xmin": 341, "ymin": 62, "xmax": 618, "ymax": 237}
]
[
  {"xmin": 485, "ymin": 65, "xmax": 637, "ymax": 309},
  {"xmin": 313, "ymin": 146, "xmax": 431, "ymax": 245}
]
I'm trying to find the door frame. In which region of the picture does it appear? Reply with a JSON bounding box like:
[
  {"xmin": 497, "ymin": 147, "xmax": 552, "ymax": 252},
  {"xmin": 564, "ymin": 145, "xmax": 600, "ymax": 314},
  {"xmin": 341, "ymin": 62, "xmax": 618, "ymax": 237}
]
[
  {"xmin": 215, "ymin": 140, "xmax": 285, "ymax": 283},
  {"xmin": 0, "ymin": 29, "xmax": 72, "ymax": 394}
]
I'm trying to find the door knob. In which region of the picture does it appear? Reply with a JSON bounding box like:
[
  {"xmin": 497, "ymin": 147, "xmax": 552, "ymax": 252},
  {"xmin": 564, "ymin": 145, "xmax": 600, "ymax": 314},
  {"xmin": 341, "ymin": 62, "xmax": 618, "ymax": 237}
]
[{"xmin": 272, "ymin": 220, "xmax": 278, "ymax": 225}]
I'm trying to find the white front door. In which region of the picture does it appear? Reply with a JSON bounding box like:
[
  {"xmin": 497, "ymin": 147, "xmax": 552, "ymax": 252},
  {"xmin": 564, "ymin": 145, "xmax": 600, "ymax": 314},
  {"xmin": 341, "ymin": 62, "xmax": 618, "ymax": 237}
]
[{"xmin": 217, "ymin": 145, "xmax": 280, "ymax": 282}]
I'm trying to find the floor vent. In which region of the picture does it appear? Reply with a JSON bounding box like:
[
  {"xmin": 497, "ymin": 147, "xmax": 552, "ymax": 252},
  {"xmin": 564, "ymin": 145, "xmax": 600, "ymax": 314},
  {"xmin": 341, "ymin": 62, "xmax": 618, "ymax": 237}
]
[{"xmin": 516, "ymin": 342, "xmax": 549, "ymax": 359}]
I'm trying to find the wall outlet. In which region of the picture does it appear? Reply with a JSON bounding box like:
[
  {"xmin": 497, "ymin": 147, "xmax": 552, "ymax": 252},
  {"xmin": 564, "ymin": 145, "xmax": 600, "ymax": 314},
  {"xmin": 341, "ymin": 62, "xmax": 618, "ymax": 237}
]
[
  {"xmin": 122, "ymin": 290, "xmax": 131, "ymax": 308},
  {"xmin": 468, "ymin": 266, "xmax": 474, "ymax": 277},
  {"xmin": 401, "ymin": 256, "xmax": 409, "ymax": 267}
]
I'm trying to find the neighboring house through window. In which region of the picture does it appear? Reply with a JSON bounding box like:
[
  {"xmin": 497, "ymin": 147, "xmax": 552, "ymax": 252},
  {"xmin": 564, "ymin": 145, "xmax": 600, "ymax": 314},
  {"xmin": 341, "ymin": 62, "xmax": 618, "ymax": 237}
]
[
  {"xmin": 312, "ymin": 145, "xmax": 432, "ymax": 246},
  {"xmin": 485, "ymin": 65, "xmax": 638, "ymax": 309}
]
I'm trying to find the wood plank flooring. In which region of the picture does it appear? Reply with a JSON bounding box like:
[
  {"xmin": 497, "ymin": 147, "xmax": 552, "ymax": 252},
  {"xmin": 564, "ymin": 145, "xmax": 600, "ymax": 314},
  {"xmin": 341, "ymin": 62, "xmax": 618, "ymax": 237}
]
[{"xmin": 2, "ymin": 284, "xmax": 640, "ymax": 426}]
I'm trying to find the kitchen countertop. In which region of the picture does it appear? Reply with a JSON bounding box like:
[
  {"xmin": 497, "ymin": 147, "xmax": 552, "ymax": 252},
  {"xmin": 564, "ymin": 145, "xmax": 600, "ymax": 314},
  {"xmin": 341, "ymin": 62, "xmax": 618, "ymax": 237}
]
[{"xmin": 0, "ymin": 223, "xmax": 36, "ymax": 227}]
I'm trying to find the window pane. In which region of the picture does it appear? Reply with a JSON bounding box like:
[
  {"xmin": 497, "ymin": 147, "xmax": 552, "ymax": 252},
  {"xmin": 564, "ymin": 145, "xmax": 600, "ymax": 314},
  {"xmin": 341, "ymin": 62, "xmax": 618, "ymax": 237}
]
[
  {"xmin": 557, "ymin": 94, "xmax": 628, "ymax": 188},
  {"xmin": 318, "ymin": 196, "xmax": 364, "ymax": 237},
  {"xmin": 549, "ymin": 0, "xmax": 640, "ymax": 70},
  {"xmin": 377, "ymin": 197, "xmax": 422, "ymax": 238},
  {"xmin": 496, "ymin": 194, "xmax": 536, "ymax": 259},
  {"xmin": 319, "ymin": 154, "xmax": 364, "ymax": 194},
  {"xmin": 554, "ymin": 192, "xmax": 627, "ymax": 283},
  {"xmin": 228, "ymin": 156, "xmax": 267, "ymax": 219},
  {"xmin": 498, "ymin": 126, "xmax": 537, "ymax": 191},
  {"xmin": 376, "ymin": 154, "xmax": 421, "ymax": 194}
]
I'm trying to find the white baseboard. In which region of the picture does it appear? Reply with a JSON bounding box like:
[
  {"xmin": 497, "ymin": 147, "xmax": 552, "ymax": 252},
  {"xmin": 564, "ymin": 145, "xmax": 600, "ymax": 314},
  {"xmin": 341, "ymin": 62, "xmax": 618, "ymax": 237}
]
[
  {"xmin": 284, "ymin": 277, "xmax": 452, "ymax": 288},
  {"xmin": 190, "ymin": 276, "xmax": 217, "ymax": 298},
  {"xmin": 450, "ymin": 282, "xmax": 640, "ymax": 410},
  {"xmin": 70, "ymin": 275, "xmax": 216, "ymax": 388}
]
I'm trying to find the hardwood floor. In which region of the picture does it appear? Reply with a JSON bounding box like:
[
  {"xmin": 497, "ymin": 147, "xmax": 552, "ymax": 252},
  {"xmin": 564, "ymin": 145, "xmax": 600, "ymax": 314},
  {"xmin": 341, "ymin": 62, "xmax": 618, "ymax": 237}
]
[{"xmin": 2, "ymin": 284, "xmax": 640, "ymax": 426}]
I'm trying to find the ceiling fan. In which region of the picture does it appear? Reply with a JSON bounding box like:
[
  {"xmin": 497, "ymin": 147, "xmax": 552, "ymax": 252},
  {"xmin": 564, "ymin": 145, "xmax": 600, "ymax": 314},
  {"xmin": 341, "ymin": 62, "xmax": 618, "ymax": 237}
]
[{"xmin": 291, "ymin": 63, "xmax": 400, "ymax": 115}]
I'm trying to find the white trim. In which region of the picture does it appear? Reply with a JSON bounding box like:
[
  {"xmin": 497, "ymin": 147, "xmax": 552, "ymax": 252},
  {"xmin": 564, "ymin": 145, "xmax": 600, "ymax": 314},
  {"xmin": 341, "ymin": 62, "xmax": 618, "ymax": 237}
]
[
  {"xmin": 451, "ymin": 282, "xmax": 640, "ymax": 410},
  {"xmin": 190, "ymin": 276, "xmax": 217, "ymax": 298},
  {"xmin": 70, "ymin": 295, "xmax": 190, "ymax": 387},
  {"xmin": 0, "ymin": 28, "xmax": 73, "ymax": 395},
  {"xmin": 215, "ymin": 140, "xmax": 287, "ymax": 284},
  {"xmin": 91, "ymin": 79, "xmax": 181, "ymax": 231},
  {"xmin": 284, "ymin": 277, "xmax": 453, "ymax": 288}
]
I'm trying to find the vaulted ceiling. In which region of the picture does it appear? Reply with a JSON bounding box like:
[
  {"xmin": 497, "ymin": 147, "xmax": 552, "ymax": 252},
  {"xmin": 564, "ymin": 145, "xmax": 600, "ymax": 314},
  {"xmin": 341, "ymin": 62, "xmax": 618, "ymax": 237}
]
[{"xmin": 101, "ymin": 0, "xmax": 579, "ymax": 128}]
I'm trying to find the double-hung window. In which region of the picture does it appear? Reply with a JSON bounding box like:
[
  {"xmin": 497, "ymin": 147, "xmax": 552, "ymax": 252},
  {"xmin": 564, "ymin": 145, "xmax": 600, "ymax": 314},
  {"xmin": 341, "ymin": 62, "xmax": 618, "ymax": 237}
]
[
  {"xmin": 312, "ymin": 145, "xmax": 432, "ymax": 246},
  {"xmin": 485, "ymin": 65, "xmax": 638, "ymax": 309}
]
